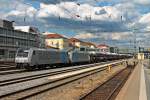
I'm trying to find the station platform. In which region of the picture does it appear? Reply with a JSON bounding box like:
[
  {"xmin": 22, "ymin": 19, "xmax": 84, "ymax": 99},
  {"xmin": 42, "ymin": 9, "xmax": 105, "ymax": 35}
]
[{"xmin": 115, "ymin": 60, "xmax": 150, "ymax": 100}]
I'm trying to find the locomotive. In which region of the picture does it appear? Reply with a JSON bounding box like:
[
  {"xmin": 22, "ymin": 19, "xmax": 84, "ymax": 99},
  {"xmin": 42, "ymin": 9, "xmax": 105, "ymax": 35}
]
[{"xmin": 15, "ymin": 48, "xmax": 132, "ymax": 70}]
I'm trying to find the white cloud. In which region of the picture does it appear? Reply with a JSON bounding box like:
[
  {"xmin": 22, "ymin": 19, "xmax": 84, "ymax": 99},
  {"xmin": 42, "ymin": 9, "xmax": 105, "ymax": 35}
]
[
  {"xmin": 74, "ymin": 33, "xmax": 97, "ymax": 39},
  {"xmin": 37, "ymin": 2, "xmax": 80, "ymax": 19},
  {"xmin": 74, "ymin": 32, "xmax": 133, "ymax": 41},
  {"xmin": 115, "ymin": 3, "xmax": 141, "ymax": 22},
  {"xmin": 111, "ymin": 32, "xmax": 132, "ymax": 40},
  {"xmin": 1, "ymin": 0, "xmax": 149, "ymax": 47},
  {"xmin": 95, "ymin": 32, "xmax": 133, "ymax": 40},
  {"xmin": 6, "ymin": 6, "xmax": 37, "ymax": 18},
  {"xmin": 136, "ymin": 13, "xmax": 150, "ymax": 32},
  {"xmin": 139, "ymin": 13, "xmax": 150, "ymax": 24},
  {"xmin": 145, "ymin": 26, "xmax": 150, "ymax": 31},
  {"xmin": 37, "ymin": 3, "xmax": 61, "ymax": 18},
  {"xmin": 134, "ymin": 0, "xmax": 150, "ymax": 5},
  {"xmin": 2, "ymin": 1, "xmax": 130, "ymax": 33},
  {"xmin": 37, "ymin": 2, "xmax": 123, "ymax": 21},
  {"xmin": 0, "ymin": 0, "xmax": 19, "ymax": 9}
]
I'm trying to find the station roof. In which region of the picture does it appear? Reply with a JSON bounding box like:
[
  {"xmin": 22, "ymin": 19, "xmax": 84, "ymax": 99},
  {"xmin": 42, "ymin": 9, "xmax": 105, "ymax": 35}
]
[
  {"xmin": 97, "ymin": 44, "xmax": 109, "ymax": 48},
  {"xmin": 69, "ymin": 38, "xmax": 82, "ymax": 42},
  {"xmin": 46, "ymin": 33, "xmax": 67, "ymax": 39}
]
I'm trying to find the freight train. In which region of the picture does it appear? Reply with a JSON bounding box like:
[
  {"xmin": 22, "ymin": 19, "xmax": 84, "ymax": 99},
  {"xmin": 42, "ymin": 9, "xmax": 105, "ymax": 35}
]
[{"xmin": 15, "ymin": 48, "xmax": 132, "ymax": 70}]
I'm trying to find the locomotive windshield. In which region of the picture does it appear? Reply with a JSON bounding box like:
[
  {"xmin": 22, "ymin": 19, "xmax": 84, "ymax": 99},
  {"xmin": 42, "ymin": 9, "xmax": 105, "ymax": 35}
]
[
  {"xmin": 17, "ymin": 49, "xmax": 29, "ymax": 57},
  {"xmin": 80, "ymin": 47, "xmax": 85, "ymax": 51}
]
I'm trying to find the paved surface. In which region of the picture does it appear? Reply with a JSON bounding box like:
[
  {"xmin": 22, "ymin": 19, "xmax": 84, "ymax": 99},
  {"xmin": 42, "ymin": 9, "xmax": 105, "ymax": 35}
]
[
  {"xmin": 115, "ymin": 62, "xmax": 141, "ymax": 100},
  {"xmin": 116, "ymin": 60, "xmax": 149, "ymax": 100},
  {"xmin": 139, "ymin": 61, "xmax": 147, "ymax": 100},
  {"xmin": 145, "ymin": 70, "xmax": 150, "ymax": 100},
  {"xmin": 144, "ymin": 60, "xmax": 150, "ymax": 100}
]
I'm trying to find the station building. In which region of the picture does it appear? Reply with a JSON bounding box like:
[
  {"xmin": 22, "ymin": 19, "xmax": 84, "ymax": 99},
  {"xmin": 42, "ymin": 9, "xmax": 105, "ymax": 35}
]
[
  {"xmin": 45, "ymin": 34, "xmax": 97, "ymax": 50},
  {"xmin": 45, "ymin": 33, "xmax": 70, "ymax": 50},
  {"xmin": 0, "ymin": 19, "xmax": 40, "ymax": 61},
  {"xmin": 69, "ymin": 38, "xmax": 83, "ymax": 48},
  {"xmin": 137, "ymin": 53, "xmax": 145, "ymax": 60},
  {"xmin": 97, "ymin": 44, "xmax": 110, "ymax": 53},
  {"xmin": 84, "ymin": 42, "xmax": 97, "ymax": 48},
  {"xmin": 138, "ymin": 47, "xmax": 150, "ymax": 59},
  {"xmin": 109, "ymin": 47, "xmax": 119, "ymax": 53},
  {"xmin": 69, "ymin": 38, "xmax": 96, "ymax": 48}
]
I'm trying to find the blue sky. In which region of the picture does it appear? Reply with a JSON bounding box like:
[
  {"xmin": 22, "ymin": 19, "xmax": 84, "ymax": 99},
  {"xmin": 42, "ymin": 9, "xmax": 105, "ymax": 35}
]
[
  {"xmin": 96, "ymin": 1, "xmax": 116, "ymax": 6},
  {"xmin": 1, "ymin": 0, "xmax": 150, "ymax": 47},
  {"xmin": 27, "ymin": 1, "xmax": 40, "ymax": 9}
]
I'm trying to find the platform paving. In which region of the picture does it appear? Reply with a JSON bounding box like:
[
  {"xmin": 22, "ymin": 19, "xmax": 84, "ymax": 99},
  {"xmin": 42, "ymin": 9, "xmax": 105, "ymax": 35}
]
[
  {"xmin": 139, "ymin": 61, "xmax": 147, "ymax": 100},
  {"xmin": 144, "ymin": 60, "xmax": 150, "ymax": 100},
  {"xmin": 115, "ymin": 60, "xmax": 148, "ymax": 100}
]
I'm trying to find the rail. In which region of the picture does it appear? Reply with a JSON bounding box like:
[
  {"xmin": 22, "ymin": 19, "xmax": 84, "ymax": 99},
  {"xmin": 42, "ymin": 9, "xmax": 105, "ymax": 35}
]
[
  {"xmin": 80, "ymin": 62, "xmax": 138, "ymax": 100},
  {"xmin": 0, "ymin": 59, "xmax": 128, "ymax": 99}
]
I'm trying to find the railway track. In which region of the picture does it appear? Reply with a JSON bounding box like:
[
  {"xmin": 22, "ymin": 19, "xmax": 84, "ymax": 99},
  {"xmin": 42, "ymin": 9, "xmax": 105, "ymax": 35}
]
[
  {"xmin": 0, "ymin": 63, "xmax": 98, "ymax": 75},
  {"xmin": 0, "ymin": 62, "xmax": 15, "ymax": 67},
  {"xmin": 0, "ymin": 62, "xmax": 15, "ymax": 66},
  {"xmin": 0, "ymin": 63, "xmax": 25, "ymax": 75},
  {"xmin": 0, "ymin": 60, "xmax": 125, "ymax": 100},
  {"xmin": 0, "ymin": 60, "xmax": 119, "ymax": 75},
  {"xmin": 0, "ymin": 61, "xmax": 113, "ymax": 75},
  {"xmin": 80, "ymin": 63, "xmax": 137, "ymax": 100},
  {"xmin": 0, "ymin": 62, "xmax": 18, "ymax": 73},
  {"xmin": 0, "ymin": 66, "xmax": 16, "ymax": 71},
  {"xmin": 0, "ymin": 61, "xmax": 113, "ymax": 82},
  {"xmin": 0, "ymin": 62, "xmax": 107, "ymax": 86},
  {"xmin": 0, "ymin": 68, "xmax": 27, "ymax": 75}
]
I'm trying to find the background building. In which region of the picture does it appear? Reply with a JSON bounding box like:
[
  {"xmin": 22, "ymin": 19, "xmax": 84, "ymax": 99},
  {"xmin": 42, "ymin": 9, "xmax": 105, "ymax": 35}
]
[
  {"xmin": 69, "ymin": 38, "xmax": 83, "ymax": 48},
  {"xmin": 97, "ymin": 44, "xmax": 110, "ymax": 53},
  {"xmin": 109, "ymin": 47, "xmax": 119, "ymax": 53},
  {"xmin": 45, "ymin": 33, "xmax": 69, "ymax": 50},
  {"xmin": 83, "ymin": 42, "xmax": 96, "ymax": 48},
  {"xmin": 0, "ymin": 19, "xmax": 39, "ymax": 61},
  {"xmin": 137, "ymin": 53, "xmax": 144, "ymax": 60},
  {"xmin": 118, "ymin": 48, "xmax": 130, "ymax": 54},
  {"xmin": 38, "ymin": 34, "xmax": 46, "ymax": 48},
  {"xmin": 69, "ymin": 38, "xmax": 96, "ymax": 48},
  {"xmin": 14, "ymin": 26, "xmax": 46, "ymax": 48},
  {"xmin": 0, "ymin": 19, "xmax": 13, "ymax": 30}
]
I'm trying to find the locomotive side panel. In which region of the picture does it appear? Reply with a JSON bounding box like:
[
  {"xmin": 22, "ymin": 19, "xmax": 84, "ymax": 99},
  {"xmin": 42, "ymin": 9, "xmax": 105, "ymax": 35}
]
[
  {"xmin": 60, "ymin": 51, "xmax": 70, "ymax": 64},
  {"xmin": 30, "ymin": 49, "xmax": 63, "ymax": 66},
  {"xmin": 70, "ymin": 52, "xmax": 90, "ymax": 63}
]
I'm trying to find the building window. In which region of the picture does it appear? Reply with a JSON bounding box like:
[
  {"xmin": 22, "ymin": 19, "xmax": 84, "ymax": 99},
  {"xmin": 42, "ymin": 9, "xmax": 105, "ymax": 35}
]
[
  {"xmin": 0, "ymin": 49, "xmax": 4, "ymax": 55},
  {"xmin": 9, "ymin": 51, "xmax": 16, "ymax": 58}
]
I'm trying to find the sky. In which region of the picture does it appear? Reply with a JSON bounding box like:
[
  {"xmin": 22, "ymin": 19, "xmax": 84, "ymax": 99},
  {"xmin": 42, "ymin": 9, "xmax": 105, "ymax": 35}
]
[{"xmin": 1, "ymin": 0, "xmax": 150, "ymax": 48}]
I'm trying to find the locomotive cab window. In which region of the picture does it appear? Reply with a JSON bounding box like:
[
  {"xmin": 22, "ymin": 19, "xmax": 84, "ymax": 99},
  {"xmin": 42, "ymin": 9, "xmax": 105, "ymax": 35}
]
[
  {"xmin": 80, "ymin": 48, "xmax": 85, "ymax": 51},
  {"xmin": 17, "ymin": 49, "xmax": 29, "ymax": 57}
]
